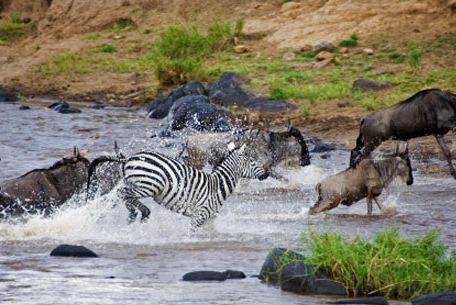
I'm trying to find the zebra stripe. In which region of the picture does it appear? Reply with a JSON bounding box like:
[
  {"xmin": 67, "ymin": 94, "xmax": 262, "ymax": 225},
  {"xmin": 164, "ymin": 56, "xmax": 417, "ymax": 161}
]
[{"xmin": 117, "ymin": 148, "xmax": 268, "ymax": 229}]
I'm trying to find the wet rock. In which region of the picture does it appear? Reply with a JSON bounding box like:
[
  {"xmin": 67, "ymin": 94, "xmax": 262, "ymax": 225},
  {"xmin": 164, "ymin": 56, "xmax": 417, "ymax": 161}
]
[
  {"xmin": 90, "ymin": 103, "xmax": 106, "ymax": 109},
  {"xmin": 19, "ymin": 105, "xmax": 30, "ymax": 110},
  {"xmin": 182, "ymin": 271, "xmax": 227, "ymax": 281},
  {"xmin": 329, "ymin": 296, "xmax": 389, "ymax": 305},
  {"xmin": 316, "ymin": 51, "xmax": 332, "ymax": 61},
  {"xmin": 0, "ymin": 86, "xmax": 18, "ymax": 102},
  {"xmin": 280, "ymin": 262, "xmax": 347, "ymax": 295},
  {"xmin": 169, "ymin": 95, "xmax": 231, "ymax": 132},
  {"xmin": 183, "ymin": 81, "xmax": 206, "ymax": 96},
  {"xmin": 146, "ymin": 85, "xmax": 187, "ymax": 119},
  {"xmin": 259, "ymin": 248, "xmax": 304, "ymax": 282},
  {"xmin": 352, "ymin": 79, "xmax": 392, "ymax": 92},
  {"xmin": 208, "ymin": 72, "xmax": 251, "ymax": 107},
  {"xmin": 58, "ymin": 107, "xmax": 82, "ymax": 114},
  {"xmin": 313, "ymin": 42, "xmax": 336, "ymax": 53},
  {"xmin": 48, "ymin": 101, "xmax": 69, "ymax": 111},
  {"xmin": 50, "ymin": 244, "xmax": 98, "ymax": 258},
  {"xmin": 311, "ymin": 143, "xmax": 337, "ymax": 153},
  {"xmin": 412, "ymin": 291, "xmax": 456, "ymax": 305},
  {"xmin": 244, "ymin": 97, "xmax": 298, "ymax": 112},
  {"xmin": 320, "ymin": 153, "xmax": 331, "ymax": 159},
  {"xmin": 224, "ymin": 270, "xmax": 246, "ymax": 279}
]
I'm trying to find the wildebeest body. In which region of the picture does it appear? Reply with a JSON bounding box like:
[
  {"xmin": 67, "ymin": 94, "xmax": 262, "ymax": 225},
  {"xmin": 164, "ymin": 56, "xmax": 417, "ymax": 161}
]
[
  {"xmin": 350, "ymin": 89, "xmax": 456, "ymax": 178},
  {"xmin": 0, "ymin": 153, "xmax": 89, "ymax": 218}
]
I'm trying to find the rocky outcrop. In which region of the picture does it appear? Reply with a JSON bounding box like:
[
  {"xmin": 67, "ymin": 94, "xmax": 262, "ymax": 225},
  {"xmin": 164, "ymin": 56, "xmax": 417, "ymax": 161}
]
[
  {"xmin": 352, "ymin": 79, "xmax": 392, "ymax": 92},
  {"xmin": 412, "ymin": 292, "xmax": 456, "ymax": 305},
  {"xmin": 50, "ymin": 244, "xmax": 98, "ymax": 258}
]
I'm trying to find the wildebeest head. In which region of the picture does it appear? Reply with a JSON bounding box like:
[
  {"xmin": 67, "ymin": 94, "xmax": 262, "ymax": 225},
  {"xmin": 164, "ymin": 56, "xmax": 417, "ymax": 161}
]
[
  {"xmin": 393, "ymin": 143, "xmax": 414, "ymax": 186},
  {"xmin": 228, "ymin": 143, "xmax": 269, "ymax": 181}
]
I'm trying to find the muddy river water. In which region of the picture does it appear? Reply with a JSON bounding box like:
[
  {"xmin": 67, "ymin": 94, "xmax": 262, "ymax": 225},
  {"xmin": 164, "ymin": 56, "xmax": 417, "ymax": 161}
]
[{"xmin": 0, "ymin": 102, "xmax": 454, "ymax": 305}]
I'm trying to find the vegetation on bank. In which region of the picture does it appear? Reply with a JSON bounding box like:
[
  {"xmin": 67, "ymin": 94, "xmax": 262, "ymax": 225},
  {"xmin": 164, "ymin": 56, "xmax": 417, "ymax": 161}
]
[
  {"xmin": 34, "ymin": 19, "xmax": 456, "ymax": 112},
  {"xmin": 0, "ymin": 15, "xmax": 28, "ymax": 45},
  {"xmin": 283, "ymin": 229, "xmax": 456, "ymax": 300}
]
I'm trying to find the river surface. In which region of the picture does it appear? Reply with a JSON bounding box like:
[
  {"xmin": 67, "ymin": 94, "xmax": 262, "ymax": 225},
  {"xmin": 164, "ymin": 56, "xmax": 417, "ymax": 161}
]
[{"xmin": 0, "ymin": 101, "xmax": 454, "ymax": 305}]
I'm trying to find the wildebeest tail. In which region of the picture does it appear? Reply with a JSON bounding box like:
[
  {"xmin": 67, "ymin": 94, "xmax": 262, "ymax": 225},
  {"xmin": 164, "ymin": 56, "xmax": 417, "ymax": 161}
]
[
  {"xmin": 86, "ymin": 155, "xmax": 126, "ymax": 201},
  {"xmin": 315, "ymin": 182, "xmax": 322, "ymax": 202}
]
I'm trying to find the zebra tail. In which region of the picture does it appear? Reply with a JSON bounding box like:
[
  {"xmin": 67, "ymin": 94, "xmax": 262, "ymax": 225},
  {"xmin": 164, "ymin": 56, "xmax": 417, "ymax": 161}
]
[{"xmin": 86, "ymin": 155, "xmax": 126, "ymax": 201}]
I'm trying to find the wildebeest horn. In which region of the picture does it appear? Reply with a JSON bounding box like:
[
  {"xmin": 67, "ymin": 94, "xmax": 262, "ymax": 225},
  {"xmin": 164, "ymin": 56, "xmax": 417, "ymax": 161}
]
[{"xmin": 114, "ymin": 141, "xmax": 120, "ymax": 154}]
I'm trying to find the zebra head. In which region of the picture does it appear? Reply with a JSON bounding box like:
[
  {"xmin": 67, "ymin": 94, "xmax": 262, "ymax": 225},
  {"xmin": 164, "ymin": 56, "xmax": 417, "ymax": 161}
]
[{"xmin": 231, "ymin": 144, "xmax": 269, "ymax": 180}]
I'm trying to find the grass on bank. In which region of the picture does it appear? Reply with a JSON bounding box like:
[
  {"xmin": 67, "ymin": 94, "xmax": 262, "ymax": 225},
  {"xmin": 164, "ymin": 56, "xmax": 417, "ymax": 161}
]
[
  {"xmin": 292, "ymin": 228, "xmax": 456, "ymax": 300},
  {"xmin": 0, "ymin": 15, "xmax": 27, "ymax": 45}
]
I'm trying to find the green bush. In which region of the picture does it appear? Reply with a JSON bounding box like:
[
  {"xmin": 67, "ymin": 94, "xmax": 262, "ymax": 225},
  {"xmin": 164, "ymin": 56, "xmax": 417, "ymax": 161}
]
[
  {"xmin": 150, "ymin": 22, "xmax": 236, "ymax": 85},
  {"xmin": 95, "ymin": 43, "xmax": 116, "ymax": 53},
  {"xmin": 0, "ymin": 15, "xmax": 26, "ymax": 43},
  {"xmin": 298, "ymin": 228, "xmax": 456, "ymax": 300},
  {"xmin": 407, "ymin": 47, "xmax": 424, "ymax": 68},
  {"xmin": 339, "ymin": 34, "xmax": 359, "ymax": 47}
]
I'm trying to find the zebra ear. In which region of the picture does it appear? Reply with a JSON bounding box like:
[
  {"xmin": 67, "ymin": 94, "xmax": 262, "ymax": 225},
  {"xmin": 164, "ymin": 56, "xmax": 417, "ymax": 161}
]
[{"xmin": 227, "ymin": 142, "xmax": 236, "ymax": 152}]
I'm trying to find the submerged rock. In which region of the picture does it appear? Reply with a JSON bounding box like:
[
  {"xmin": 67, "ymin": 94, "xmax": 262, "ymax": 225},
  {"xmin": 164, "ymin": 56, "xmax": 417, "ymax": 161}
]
[
  {"xmin": 50, "ymin": 244, "xmax": 98, "ymax": 258},
  {"xmin": 311, "ymin": 143, "xmax": 337, "ymax": 153},
  {"xmin": 58, "ymin": 107, "xmax": 82, "ymax": 114},
  {"xmin": 182, "ymin": 270, "xmax": 245, "ymax": 282},
  {"xmin": 412, "ymin": 292, "xmax": 456, "ymax": 305},
  {"xmin": 90, "ymin": 103, "xmax": 106, "ymax": 109},
  {"xmin": 328, "ymin": 296, "xmax": 389, "ymax": 305},
  {"xmin": 0, "ymin": 86, "xmax": 18, "ymax": 102},
  {"xmin": 19, "ymin": 105, "xmax": 30, "ymax": 110},
  {"xmin": 48, "ymin": 101, "xmax": 69, "ymax": 111}
]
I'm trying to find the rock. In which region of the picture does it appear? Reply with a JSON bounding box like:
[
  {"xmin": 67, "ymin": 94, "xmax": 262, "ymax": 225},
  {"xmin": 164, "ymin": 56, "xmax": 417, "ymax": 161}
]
[
  {"xmin": 169, "ymin": 95, "xmax": 231, "ymax": 132},
  {"xmin": 22, "ymin": 17, "xmax": 31, "ymax": 24},
  {"xmin": 19, "ymin": 105, "xmax": 30, "ymax": 110},
  {"xmin": 244, "ymin": 97, "xmax": 298, "ymax": 112},
  {"xmin": 339, "ymin": 47, "xmax": 349, "ymax": 54},
  {"xmin": 311, "ymin": 143, "xmax": 337, "ymax": 153},
  {"xmin": 58, "ymin": 107, "xmax": 82, "ymax": 114},
  {"xmin": 352, "ymin": 79, "xmax": 392, "ymax": 92},
  {"xmin": 259, "ymin": 248, "xmax": 304, "ymax": 282},
  {"xmin": 90, "ymin": 103, "xmax": 106, "ymax": 109},
  {"xmin": 283, "ymin": 52, "xmax": 296, "ymax": 61},
  {"xmin": 183, "ymin": 81, "xmax": 206, "ymax": 96},
  {"xmin": 280, "ymin": 262, "xmax": 347, "ymax": 295},
  {"xmin": 182, "ymin": 271, "xmax": 227, "ymax": 281},
  {"xmin": 208, "ymin": 72, "xmax": 251, "ymax": 107},
  {"xmin": 314, "ymin": 58, "xmax": 334, "ymax": 69},
  {"xmin": 315, "ymin": 51, "xmax": 332, "ymax": 61},
  {"xmin": 313, "ymin": 42, "xmax": 336, "ymax": 53},
  {"xmin": 363, "ymin": 48, "xmax": 374, "ymax": 55},
  {"xmin": 412, "ymin": 291, "xmax": 456, "ymax": 305},
  {"xmin": 50, "ymin": 244, "xmax": 98, "ymax": 258},
  {"xmin": 337, "ymin": 100, "xmax": 349, "ymax": 108},
  {"xmin": 48, "ymin": 101, "xmax": 69, "ymax": 111},
  {"xmin": 146, "ymin": 96, "xmax": 174, "ymax": 119},
  {"xmin": 280, "ymin": 1, "xmax": 303, "ymax": 12},
  {"xmin": 234, "ymin": 45, "xmax": 248, "ymax": 53},
  {"xmin": 300, "ymin": 44, "xmax": 313, "ymax": 52},
  {"xmin": 224, "ymin": 270, "xmax": 246, "ymax": 279},
  {"xmin": 329, "ymin": 296, "xmax": 389, "ymax": 305},
  {"xmin": 0, "ymin": 86, "xmax": 18, "ymax": 102},
  {"xmin": 449, "ymin": 0, "xmax": 456, "ymax": 10}
]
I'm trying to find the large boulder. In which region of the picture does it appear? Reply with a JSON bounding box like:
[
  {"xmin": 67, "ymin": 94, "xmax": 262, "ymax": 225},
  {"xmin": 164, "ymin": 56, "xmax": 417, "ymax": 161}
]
[
  {"xmin": 207, "ymin": 72, "xmax": 251, "ymax": 107},
  {"xmin": 352, "ymin": 79, "xmax": 392, "ymax": 92},
  {"xmin": 50, "ymin": 244, "xmax": 98, "ymax": 257},
  {"xmin": 168, "ymin": 95, "xmax": 231, "ymax": 132},
  {"xmin": 48, "ymin": 101, "xmax": 81, "ymax": 114},
  {"xmin": 0, "ymin": 86, "xmax": 18, "ymax": 102},
  {"xmin": 259, "ymin": 248, "xmax": 303, "ymax": 282},
  {"xmin": 412, "ymin": 292, "xmax": 456, "ymax": 305}
]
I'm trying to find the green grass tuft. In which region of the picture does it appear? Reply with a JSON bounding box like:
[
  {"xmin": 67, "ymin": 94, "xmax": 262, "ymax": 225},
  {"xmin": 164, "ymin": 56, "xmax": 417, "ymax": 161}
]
[
  {"xmin": 0, "ymin": 15, "xmax": 26, "ymax": 43},
  {"xmin": 297, "ymin": 228, "xmax": 456, "ymax": 300},
  {"xmin": 86, "ymin": 33, "xmax": 101, "ymax": 41},
  {"xmin": 95, "ymin": 43, "xmax": 116, "ymax": 53},
  {"xmin": 150, "ymin": 21, "xmax": 237, "ymax": 85},
  {"xmin": 109, "ymin": 18, "xmax": 135, "ymax": 31},
  {"xmin": 407, "ymin": 47, "xmax": 424, "ymax": 68},
  {"xmin": 339, "ymin": 34, "xmax": 359, "ymax": 47}
]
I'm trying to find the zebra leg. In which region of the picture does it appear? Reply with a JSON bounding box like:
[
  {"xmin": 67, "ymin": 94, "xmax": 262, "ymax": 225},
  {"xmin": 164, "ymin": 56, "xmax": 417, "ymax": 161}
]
[
  {"xmin": 190, "ymin": 208, "xmax": 211, "ymax": 231},
  {"xmin": 117, "ymin": 187, "xmax": 151, "ymax": 223}
]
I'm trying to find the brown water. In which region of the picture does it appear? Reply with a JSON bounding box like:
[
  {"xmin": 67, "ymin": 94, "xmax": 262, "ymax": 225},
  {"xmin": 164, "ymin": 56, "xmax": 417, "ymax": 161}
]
[{"xmin": 0, "ymin": 101, "xmax": 453, "ymax": 305}]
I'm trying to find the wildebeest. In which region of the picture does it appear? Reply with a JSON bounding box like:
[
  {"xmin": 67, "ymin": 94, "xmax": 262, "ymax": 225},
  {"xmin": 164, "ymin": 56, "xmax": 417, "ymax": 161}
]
[
  {"xmin": 309, "ymin": 146, "xmax": 413, "ymax": 215},
  {"xmin": 350, "ymin": 89, "xmax": 456, "ymax": 178},
  {"xmin": 183, "ymin": 123, "xmax": 310, "ymax": 173},
  {"xmin": 0, "ymin": 148, "xmax": 90, "ymax": 218}
]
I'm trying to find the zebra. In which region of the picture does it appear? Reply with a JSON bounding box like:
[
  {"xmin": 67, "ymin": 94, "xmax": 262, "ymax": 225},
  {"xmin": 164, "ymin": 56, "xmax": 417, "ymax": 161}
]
[{"xmin": 87, "ymin": 143, "xmax": 269, "ymax": 229}]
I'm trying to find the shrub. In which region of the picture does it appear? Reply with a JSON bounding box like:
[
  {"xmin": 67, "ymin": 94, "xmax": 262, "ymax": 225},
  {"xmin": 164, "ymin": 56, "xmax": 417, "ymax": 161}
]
[
  {"xmin": 150, "ymin": 22, "xmax": 236, "ymax": 85},
  {"xmin": 95, "ymin": 43, "xmax": 116, "ymax": 53},
  {"xmin": 339, "ymin": 34, "xmax": 359, "ymax": 47},
  {"xmin": 298, "ymin": 228, "xmax": 456, "ymax": 300},
  {"xmin": 0, "ymin": 15, "xmax": 26, "ymax": 43}
]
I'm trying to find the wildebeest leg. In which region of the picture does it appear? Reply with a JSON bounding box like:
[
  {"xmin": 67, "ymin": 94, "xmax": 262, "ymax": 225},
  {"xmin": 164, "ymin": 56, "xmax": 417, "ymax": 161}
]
[
  {"xmin": 117, "ymin": 187, "xmax": 151, "ymax": 222},
  {"xmin": 367, "ymin": 189, "xmax": 374, "ymax": 216},
  {"xmin": 374, "ymin": 197, "xmax": 385, "ymax": 211},
  {"xmin": 435, "ymin": 134, "xmax": 456, "ymax": 179}
]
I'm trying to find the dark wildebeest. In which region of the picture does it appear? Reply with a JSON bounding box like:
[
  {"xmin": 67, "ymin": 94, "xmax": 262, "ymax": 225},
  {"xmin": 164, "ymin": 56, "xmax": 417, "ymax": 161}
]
[
  {"xmin": 309, "ymin": 146, "xmax": 413, "ymax": 215},
  {"xmin": 350, "ymin": 89, "xmax": 456, "ymax": 179},
  {"xmin": 0, "ymin": 148, "xmax": 90, "ymax": 218}
]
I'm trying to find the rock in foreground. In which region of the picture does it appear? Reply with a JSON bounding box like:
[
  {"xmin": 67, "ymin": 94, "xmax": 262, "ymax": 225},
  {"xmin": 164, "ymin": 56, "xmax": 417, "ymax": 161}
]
[
  {"xmin": 412, "ymin": 291, "xmax": 456, "ymax": 305},
  {"xmin": 50, "ymin": 244, "xmax": 98, "ymax": 257},
  {"xmin": 328, "ymin": 296, "xmax": 389, "ymax": 305}
]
